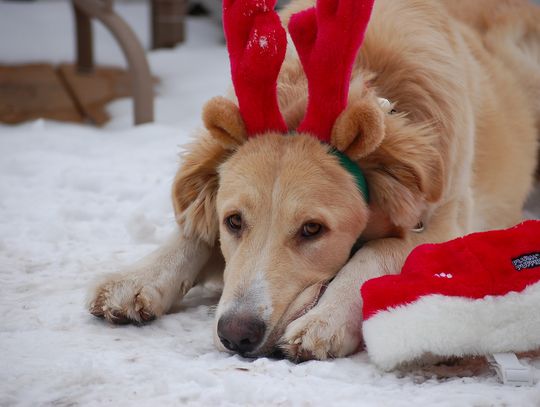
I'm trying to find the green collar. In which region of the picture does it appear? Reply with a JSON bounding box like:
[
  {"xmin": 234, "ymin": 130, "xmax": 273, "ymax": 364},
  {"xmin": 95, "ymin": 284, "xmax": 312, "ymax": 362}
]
[{"xmin": 329, "ymin": 148, "xmax": 370, "ymax": 202}]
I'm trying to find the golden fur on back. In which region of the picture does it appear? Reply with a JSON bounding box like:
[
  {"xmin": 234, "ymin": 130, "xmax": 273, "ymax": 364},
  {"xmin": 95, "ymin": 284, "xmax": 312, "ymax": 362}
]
[{"xmin": 174, "ymin": 0, "xmax": 539, "ymax": 242}]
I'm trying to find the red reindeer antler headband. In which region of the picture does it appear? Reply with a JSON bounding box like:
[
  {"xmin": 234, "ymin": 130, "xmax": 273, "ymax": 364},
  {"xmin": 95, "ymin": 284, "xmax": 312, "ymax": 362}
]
[{"xmin": 223, "ymin": 0, "xmax": 375, "ymax": 141}]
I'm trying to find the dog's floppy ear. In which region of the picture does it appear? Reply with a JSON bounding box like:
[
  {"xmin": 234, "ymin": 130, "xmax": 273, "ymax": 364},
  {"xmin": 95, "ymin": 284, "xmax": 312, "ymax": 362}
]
[
  {"xmin": 362, "ymin": 117, "xmax": 445, "ymax": 228},
  {"xmin": 172, "ymin": 131, "xmax": 233, "ymax": 244},
  {"xmin": 330, "ymin": 100, "xmax": 385, "ymax": 160},
  {"xmin": 202, "ymin": 96, "xmax": 248, "ymax": 149}
]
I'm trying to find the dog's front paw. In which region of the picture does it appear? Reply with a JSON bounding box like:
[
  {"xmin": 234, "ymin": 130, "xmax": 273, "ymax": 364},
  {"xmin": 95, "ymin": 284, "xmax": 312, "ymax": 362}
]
[
  {"xmin": 88, "ymin": 276, "xmax": 168, "ymax": 324},
  {"xmin": 279, "ymin": 302, "xmax": 362, "ymax": 361}
]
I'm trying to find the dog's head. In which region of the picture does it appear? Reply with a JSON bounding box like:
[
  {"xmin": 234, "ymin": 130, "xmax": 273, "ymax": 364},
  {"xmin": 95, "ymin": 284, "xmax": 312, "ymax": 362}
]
[
  {"xmin": 172, "ymin": 96, "xmax": 442, "ymax": 357},
  {"xmin": 214, "ymin": 131, "xmax": 368, "ymax": 357},
  {"xmin": 172, "ymin": 0, "xmax": 444, "ymax": 357}
]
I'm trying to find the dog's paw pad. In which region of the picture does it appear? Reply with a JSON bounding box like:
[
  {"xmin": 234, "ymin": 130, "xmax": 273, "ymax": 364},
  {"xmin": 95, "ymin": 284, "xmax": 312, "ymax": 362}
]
[
  {"xmin": 133, "ymin": 292, "xmax": 157, "ymax": 322},
  {"xmin": 279, "ymin": 307, "xmax": 361, "ymax": 361},
  {"xmin": 88, "ymin": 280, "xmax": 160, "ymax": 325}
]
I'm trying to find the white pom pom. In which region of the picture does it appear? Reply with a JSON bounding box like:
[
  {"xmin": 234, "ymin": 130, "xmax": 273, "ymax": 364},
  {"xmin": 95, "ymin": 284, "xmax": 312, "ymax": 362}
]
[{"xmin": 377, "ymin": 97, "xmax": 391, "ymax": 111}]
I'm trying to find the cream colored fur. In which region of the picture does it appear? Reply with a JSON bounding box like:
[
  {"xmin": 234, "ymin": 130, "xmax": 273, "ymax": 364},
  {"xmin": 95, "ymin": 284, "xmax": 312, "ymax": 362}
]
[{"xmin": 88, "ymin": 0, "xmax": 540, "ymax": 361}]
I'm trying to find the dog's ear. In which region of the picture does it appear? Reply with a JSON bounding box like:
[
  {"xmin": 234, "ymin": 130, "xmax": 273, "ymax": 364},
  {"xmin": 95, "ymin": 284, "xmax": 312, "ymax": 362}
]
[
  {"xmin": 172, "ymin": 131, "xmax": 232, "ymax": 244},
  {"xmin": 362, "ymin": 117, "xmax": 445, "ymax": 228},
  {"xmin": 202, "ymin": 97, "xmax": 248, "ymax": 149},
  {"xmin": 330, "ymin": 100, "xmax": 385, "ymax": 160}
]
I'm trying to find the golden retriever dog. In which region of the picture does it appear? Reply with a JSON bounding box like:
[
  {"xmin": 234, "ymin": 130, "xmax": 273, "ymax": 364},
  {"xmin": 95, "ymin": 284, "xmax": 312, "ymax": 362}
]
[{"xmin": 89, "ymin": 0, "xmax": 540, "ymax": 361}]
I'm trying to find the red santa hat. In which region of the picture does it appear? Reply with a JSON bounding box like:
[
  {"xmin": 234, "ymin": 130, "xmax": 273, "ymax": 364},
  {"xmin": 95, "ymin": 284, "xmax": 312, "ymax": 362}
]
[{"xmin": 361, "ymin": 220, "xmax": 540, "ymax": 380}]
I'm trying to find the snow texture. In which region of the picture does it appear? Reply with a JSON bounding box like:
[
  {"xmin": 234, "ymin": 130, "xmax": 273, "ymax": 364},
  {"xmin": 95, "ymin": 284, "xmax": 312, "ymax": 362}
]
[{"xmin": 1, "ymin": 1, "xmax": 539, "ymax": 406}]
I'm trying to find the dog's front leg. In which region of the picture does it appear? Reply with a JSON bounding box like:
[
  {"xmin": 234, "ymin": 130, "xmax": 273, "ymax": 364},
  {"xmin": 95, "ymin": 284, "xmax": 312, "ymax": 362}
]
[
  {"xmin": 280, "ymin": 207, "xmax": 466, "ymax": 361},
  {"xmin": 280, "ymin": 239, "xmax": 405, "ymax": 361},
  {"xmin": 88, "ymin": 228, "xmax": 212, "ymax": 324}
]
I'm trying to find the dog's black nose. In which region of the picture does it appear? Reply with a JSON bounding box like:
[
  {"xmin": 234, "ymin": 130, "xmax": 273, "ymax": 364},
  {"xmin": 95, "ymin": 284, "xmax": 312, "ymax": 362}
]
[{"xmin": 217, "ymin": 315, "xmax": 266, "ymax": 355}]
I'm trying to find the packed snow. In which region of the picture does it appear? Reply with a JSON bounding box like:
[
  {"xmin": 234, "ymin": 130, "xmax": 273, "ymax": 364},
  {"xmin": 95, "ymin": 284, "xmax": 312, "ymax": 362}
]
[{"xmin": 1, "ymin": 1, "xmax": 539, "ymax": 406}]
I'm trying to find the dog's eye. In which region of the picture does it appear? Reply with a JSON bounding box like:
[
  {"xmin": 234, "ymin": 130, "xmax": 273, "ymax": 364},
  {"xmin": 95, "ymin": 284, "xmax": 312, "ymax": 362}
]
[
  {"xmin": 301, "ymin": 222, "xmax": 323, "ymax": 238},
  {"xmin": 225, "ymin": 213, "xmax": 243, "ymax": 233}
]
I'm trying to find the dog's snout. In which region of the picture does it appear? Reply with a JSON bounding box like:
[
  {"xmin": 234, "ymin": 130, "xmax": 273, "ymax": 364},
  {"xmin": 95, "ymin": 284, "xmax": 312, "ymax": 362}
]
[{"xmin": 217, "ymin": 314, "xmax": 266, "ymax": 355}]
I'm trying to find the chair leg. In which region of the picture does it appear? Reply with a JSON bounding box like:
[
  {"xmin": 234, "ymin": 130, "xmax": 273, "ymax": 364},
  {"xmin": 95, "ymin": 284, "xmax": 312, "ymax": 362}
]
[
  {"xmin": 72, "ymin": 0, "xmax": 154, "ymax": 125},
  {"xmin": 72, "ymin": 0, "xmax": 95, "ymax": 73},
  {"xmin": 151, "ymin": 0, "xmax": 186, "ymax": 49}
]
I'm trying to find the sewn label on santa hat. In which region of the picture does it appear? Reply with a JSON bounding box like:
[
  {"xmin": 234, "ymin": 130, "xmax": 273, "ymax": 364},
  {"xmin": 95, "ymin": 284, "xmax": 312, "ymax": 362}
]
[{"xmin": 361, "ymin": 220, "xmax": 540, "ymax": 378}]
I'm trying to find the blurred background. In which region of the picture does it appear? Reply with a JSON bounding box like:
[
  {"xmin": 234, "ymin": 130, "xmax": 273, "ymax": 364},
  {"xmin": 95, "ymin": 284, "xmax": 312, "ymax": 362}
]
[
  {"xmin": 0, "ymin": 0, "xmax": 296, "ymax": 127},
  {"xmin": 0, "ymin": 0, "xmax": 539, "ymax": 128}
]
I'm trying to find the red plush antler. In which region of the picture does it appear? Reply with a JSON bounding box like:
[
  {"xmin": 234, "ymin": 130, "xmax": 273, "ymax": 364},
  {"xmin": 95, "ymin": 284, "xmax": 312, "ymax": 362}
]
[
  {"xmin": 223, "ymin": 0, "xmax": 288, "ymax": 136},
  {"xmin": 289, "ymin": 0, "xmax": 375, "ymax": 142}
]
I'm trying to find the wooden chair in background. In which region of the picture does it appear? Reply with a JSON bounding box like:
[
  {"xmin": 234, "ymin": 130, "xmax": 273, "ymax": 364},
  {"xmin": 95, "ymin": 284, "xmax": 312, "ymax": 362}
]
[{"xmin": 72, "ymin": 0, "xmax": 155, "ymax": 125}]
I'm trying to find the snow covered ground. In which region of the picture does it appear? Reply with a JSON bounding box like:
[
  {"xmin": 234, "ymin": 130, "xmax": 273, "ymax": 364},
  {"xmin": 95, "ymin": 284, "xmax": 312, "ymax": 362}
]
[{"xmin": 1, "ymin": 1, "xmax": 539, "ymax": 406}]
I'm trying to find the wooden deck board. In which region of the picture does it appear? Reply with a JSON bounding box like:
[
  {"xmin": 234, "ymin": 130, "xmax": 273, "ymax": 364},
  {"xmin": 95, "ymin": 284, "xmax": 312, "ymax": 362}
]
[
  {"xmin": 0, "ymin": 64, "xmax": 83, "ymax": 124},
  {"xmin": 0, "ymin": 63, "xmax": 138, "ymax": 126},
  {"xmin": 58, "ymin": 64, "xmax": 132, "ymax": 126}
]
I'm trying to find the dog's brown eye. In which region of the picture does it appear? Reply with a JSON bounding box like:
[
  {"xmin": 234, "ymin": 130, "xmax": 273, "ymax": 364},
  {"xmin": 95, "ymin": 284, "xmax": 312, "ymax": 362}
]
[
  {"xmin": 301, "ymin": 222, "xmax": 323, "ymax": 238},
  {"xmin": 225, "ymin": 213, "xmax": 243, "ymax": 233}
]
